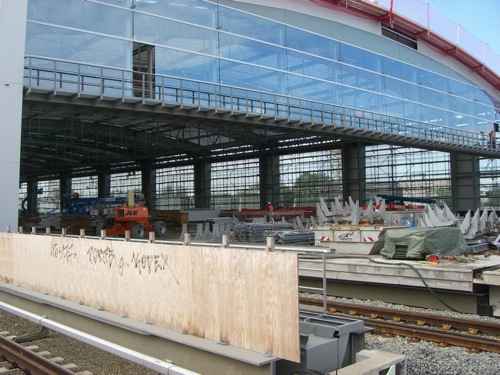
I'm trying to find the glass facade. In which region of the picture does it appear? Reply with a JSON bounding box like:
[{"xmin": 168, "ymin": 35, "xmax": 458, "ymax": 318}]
[
  {"xmin": 21, "ymin": 0, "xmax": 500, "ymax": 212},
  {"xmin": 25, "ymin": 0, "xmax": 497, "ymax": 130}
]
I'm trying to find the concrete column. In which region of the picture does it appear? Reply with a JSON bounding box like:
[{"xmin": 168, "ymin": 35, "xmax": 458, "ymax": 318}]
[
  {"xmin": 194, "ymin": 157, "xmax": 211, "ymax": 209},
  {"xmin": 450, "ymin": 152, "xmax": 480, "ymax": 215},
  {"xmin": 60, "ymin": 175, "xmax": 72, "ymax": 210},
  {"xmin": 98, "ymin": 171, "xmax": 111, "ymax": 197},
  {"xmin": 259, "ymin": 150, "xmax": 280, "ymax": 208},
  {"xmin": 0, "ymin": 0, "xmax": 28, "ymax": 231},
  {"xmin": 26, "ymin": 180, "xmax": 38, "ymax": 216},
  {"xmin": 341, "ymin": 143, "xmax": 366, "ymax": 204},
  {"xmin": 141, "ymin": 163, "xmax": 156, "ymax": 208}
]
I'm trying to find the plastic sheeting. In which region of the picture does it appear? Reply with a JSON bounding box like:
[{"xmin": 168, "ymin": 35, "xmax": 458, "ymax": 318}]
[{"xmin": 380, "ymin": 227, "xmax": 467, "ymax": 259}]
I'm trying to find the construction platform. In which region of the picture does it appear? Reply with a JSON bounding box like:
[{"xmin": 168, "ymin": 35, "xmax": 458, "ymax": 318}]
[
  {"xmin": 298, "ymin": 253, "xmax": 500, "ymax": 317},
  {"xmin": 1, "ymin": 228, "xmax": 499, "ymax": 374}
]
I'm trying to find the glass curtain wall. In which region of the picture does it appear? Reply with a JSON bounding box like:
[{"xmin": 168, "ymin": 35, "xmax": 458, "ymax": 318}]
[
  {"xmin": 23, "ymin": 0, "xmax": 499, "ymax": 212},
  {"xmin": 211, "ymin": 159, "xmax": 260, "ymax": 210},
  {"xmin": 25, "ymin": 0, "xmax": 497, "ymax": 130},
  {"xmin": 366, "ymin": 145, "xmax": 452, "ymax": 206},
  {"xmin": 480, "ymin": 158, "xmax": 500, "ymax": 210},
  {"xmin": 280, "ymin": 151, "xmax": 343, "ymax": 207},
  {"xmin": 37, "ymin": 180, "xmax": 60, "ymax": 214},
  {"xmin": 156, "ymin": 166, "xmax": 195, "ymax": 210},
  {"xmin": 110, "ymin": 172, "xmax": 141, "ymax": 198},
  {"xmin": 71, "ymin": 176, "xmax": 98, "ymax": 198}
]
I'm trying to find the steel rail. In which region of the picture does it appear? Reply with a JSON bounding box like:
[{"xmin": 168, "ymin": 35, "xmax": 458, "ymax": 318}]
[
  {"xmin": 0, "ymin": 334, "xmax": 76, "ymax": 375},
  {"xmin": 300, "ymin": 296, "xmax": 500, "ymax": 335},
  {"xmin": 364, "ymin": 318, "xmax": 500, "ymax": 354}
]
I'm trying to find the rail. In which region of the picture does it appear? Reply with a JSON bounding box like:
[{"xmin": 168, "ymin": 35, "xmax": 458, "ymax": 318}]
[{"xmin": 23, "ymin": 56, "xmax": 497, "ymax": 154}]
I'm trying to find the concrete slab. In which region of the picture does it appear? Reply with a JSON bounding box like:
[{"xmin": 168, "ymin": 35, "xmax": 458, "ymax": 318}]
[
  {"xmin": 335, "ymin": 349, "xmax": 406, "ymax": 375},
  {"xmin": 299, "ymin": 254, "xmax": 500, "ymax": 293}
]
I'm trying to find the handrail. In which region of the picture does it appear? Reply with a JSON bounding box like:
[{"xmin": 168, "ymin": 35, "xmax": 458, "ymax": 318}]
[{"xmin": 23, "ymin": 56, "xmax": 497, "ymax": 153}]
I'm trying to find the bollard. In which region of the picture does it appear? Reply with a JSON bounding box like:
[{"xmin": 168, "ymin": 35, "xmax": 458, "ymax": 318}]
[
  {"xmin": 124, "ymin": 230, "xmax": 131, "ymax": 241},
  {"xmin": 80, "ymin": 228, "xmax": 86, "ymax": 238},
  {"xmin": 179, "ymin": 223, "xmax": 188, "ymax": 241},
  {"xmin": 61, "ymin": 228, "xmax": 67, "ymax": 237},
  {"xmin": 149, "ymin": 231, "xmax": 155, "ymax": 243},
  {"xmin": 194, "ymin": 223, "xmax": 204, "ymax": 240},
  {"xmin": 46, "ymin": 227, "xmax": 51, "ymax": 235},
  {"xmin": 222, "ymin": 234, "xmax": 229, "ymax": 248},
  {"xmin": 6, "ymin": 225, "xmax": 11, "ymax": 233},
  {"xmin": 18, "ymin": 226, "xmax": 23, "ymax": 234},
  {"xmin": 183, "ymin": 233, "xmax": 191, "ymax": 246},
  {"xmin": 31, "ymin": 227, "xmax": 36, "ymax": 235},
  {"xmin": 100, "ymin": 229, "xmax": 106, "ymax": 240},
  {"xmin": 265, "ymin": 235, "xmax": 275, "ymax": 252}
]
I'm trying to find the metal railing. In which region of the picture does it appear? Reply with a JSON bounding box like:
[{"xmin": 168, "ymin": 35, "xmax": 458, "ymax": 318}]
[{"xmin": 23, "ymin": 56, "xmax": 496, "ymax": 153}]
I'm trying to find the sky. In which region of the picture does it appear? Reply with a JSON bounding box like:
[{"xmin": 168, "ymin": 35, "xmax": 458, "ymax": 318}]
[{"xmin": 425, "ymin": 0, "xmax": 500, "ymax": 55}]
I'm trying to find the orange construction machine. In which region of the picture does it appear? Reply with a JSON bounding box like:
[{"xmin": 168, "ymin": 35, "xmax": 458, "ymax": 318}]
[{"xmin": 96, "ymin": 191, "xmax": 166, "ymax": 238}]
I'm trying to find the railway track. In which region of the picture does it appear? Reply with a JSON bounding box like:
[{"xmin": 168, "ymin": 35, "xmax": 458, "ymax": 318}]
[
  {"xmin": 300, "ymin": 296, "xmax": 500, "ymax": 354},
  {"xmin": 0, "ymin": 333, "xmax": 83, "ymax": 374}
]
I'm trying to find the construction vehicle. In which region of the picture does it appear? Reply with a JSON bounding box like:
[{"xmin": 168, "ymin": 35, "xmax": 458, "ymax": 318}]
[
  {"xmin": 94, "ymin": 191, "xmax": 167, "ymax": 238},
  {"xmin": 97, "ymin": 205, "xmax": 167, "ymax": 238},
  {"xmin": 62, "ymin": 192, "xmax": 137, "ymax": 217},
  {"xmin": 63, "ymin": 191, "xmax": 166, "ymax": 238}
]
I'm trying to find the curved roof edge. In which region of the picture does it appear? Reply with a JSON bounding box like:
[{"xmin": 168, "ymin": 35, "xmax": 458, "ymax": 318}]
[{"xmin": 309, "ymin": 0, "xmax": 500, "ymax": 92}]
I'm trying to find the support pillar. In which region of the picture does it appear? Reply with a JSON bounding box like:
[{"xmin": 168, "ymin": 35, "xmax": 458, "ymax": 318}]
[
  {"xmin": 26, "ymin": 180, "xmax": 39, "ymax": 216},
  {"xmin": 341, "ymin": 143, "xmax": 366, "ymax": 204},
  {"xmin": 194, "ymin": 157, "xmax": 211, "ymax": 209},
  {"xmin": 60, "ymin": 175, "xmax": 72, "ymax": 209},
  {"xmin": 141, "ymin": 163, "xmax": 156, "ymax": 208},
  {"xmin": 98, "ymin": 171, "xmax": 111, "ymax": 198},
  {"xmin": 0, "ymin": 0, "xmax": 28, "ymax": 231},
  {"xmin": 259, "ymin": 151, "xmax": 280, "ymax": 208},
  {"xmin": 450, "ymin": 152, "xmax": 480, "ymax": 215}
]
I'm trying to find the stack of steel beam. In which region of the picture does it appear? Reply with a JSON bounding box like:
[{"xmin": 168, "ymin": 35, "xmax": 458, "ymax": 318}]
[
  {"xmin": 272, "ymin": 229, "xmax": 315, "ymax": 245},
  {"xmin": 233, "ymin": 222, "xmax": 294, "ymax": 243}
]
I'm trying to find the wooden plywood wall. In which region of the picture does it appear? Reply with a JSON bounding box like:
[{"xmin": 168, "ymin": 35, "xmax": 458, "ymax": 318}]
[{"xmin": 1, "ymin": 233, "xmax": 300, "ymax": 362}]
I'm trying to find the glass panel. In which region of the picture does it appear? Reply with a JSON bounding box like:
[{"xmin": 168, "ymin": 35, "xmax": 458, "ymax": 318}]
[
  {"xmin": 362, "ymin": 51, "xmax": 384, "ymax": 74},
  {"xmin": 37, "ymin": 180, "xmax": 61, "ymax": 214},
  {"xmin": 280, "ymin": 151, "xmax": 342, "ymax": 206},
  {"xmin": 19, "ymin": 183, "xmax": 28, "ymax": 212},
  {"xmin": 134, "ymin": 0, "xmax": 217, "ymax": 28},
  {"xmin": 110, "ymin": 172, "xmax": 142, "ymax": 197},
  {"xmin": 156, "ymin": 166, "xmax": 194, "ymax": 210},
  {"xmin": 28, "ymin": 0, "xmax": 132, "ymax": 38},
  {"xmin": 219, "ymin": 62, "xmax": 283, "ymax": 94},
  {"xmin": 366, "ymin": 146, "xmax": 451, "ymax": 206},
  {"xmin": 382, "ymin": 57, "xmax": 402, "ymax": 79},
  {"xmin": 383, "ymin": 76, "xmax": 403, "ymax": 98},
  {"xmin": 219, "ymin": 34, "xmax": 285, "ymax": 70},
  {"xmin": 480, "ymin": 159, "xmax": 500, "ymax": 210},
  {"xmin": 339, "ymin": 43, "xmax": 363, "ymax": 66},
  {"xmin": 285, "ymin": 27, "xmax": 339, "ymax": 61},
  {"xmin": 218, "ymin": 7, "xmax": 285, "ymax": 45},
  {"xmin": 71, "ymin": 176, "xmax": 98, "ymax": 198},
  {"xmin": 211, "ymin": 159, "xmax": 260, "ymax": 210},
  {"xmin": 26, "ymin": 24, "xmax": 130, "ymax": 68},
  {"xmin": 155, "ymin": 48, "xmax": 218, "ymax": 82},
  {"xmin": 417, "ymin": 69, "xmax": 448, "ymax": 91},
  {"xmin": 134, "ymin": 14, "xmax": 217, "ymax": 54}
]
